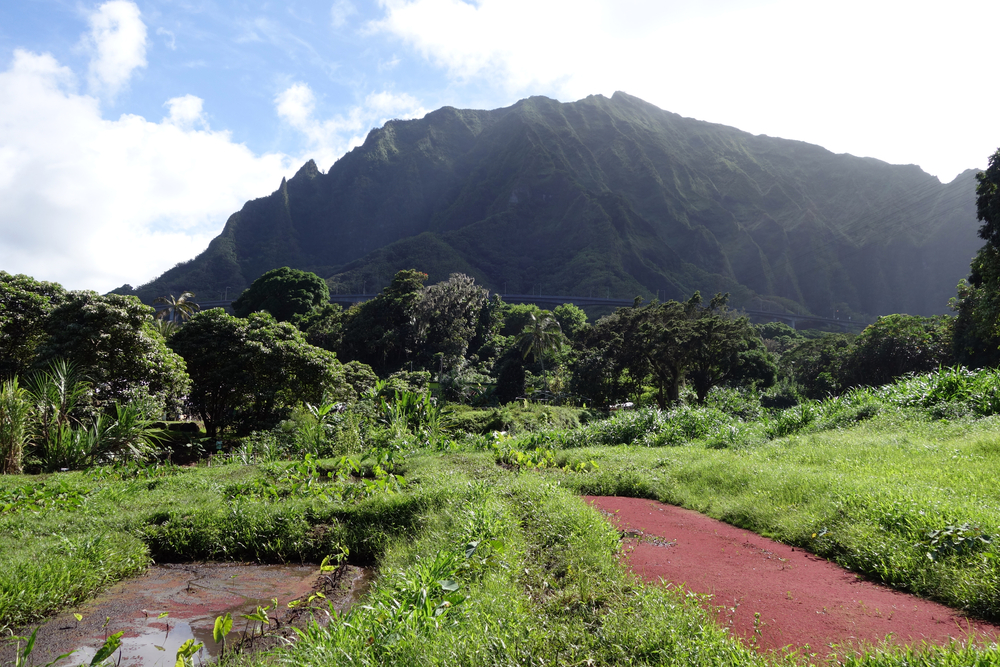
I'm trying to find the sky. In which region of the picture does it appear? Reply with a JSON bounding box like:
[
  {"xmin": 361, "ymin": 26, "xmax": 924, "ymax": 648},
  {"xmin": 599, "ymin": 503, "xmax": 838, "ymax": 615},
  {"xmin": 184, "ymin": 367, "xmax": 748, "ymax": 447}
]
[{"xmin": 2, "ymin": 0, "xmax": 999, "ymax": 292}]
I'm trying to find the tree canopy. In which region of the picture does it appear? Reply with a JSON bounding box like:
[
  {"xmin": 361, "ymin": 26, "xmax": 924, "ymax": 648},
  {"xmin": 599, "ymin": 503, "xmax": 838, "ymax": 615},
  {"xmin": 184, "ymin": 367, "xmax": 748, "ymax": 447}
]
[
  {"xmin": 572, "ymin": 293, "xmax": 771, "ymax": 407},
  {"xmin": 339, "ymin": 270, "xmax": 428, "ymax": 374},
  {"xmin": 951, "ymin": 147, "xmax": 1000, "ymax": 366},
  {"xmin": 154, "ymin": 292, "xmax": 200, "ymax": 323},
  {"xmin": 0, "ymin": 272, "xmax": 67, "ymax": 380},
  {"xmin": 232, "ymin": 267, "xmax": 330, "ymax": 322},
  {"xmin": 169, "ymin": 309, "xmax": 349, "ymax": 436},
  {"xmin": 843, "ymin": 314, "xmax": 953, "ymax": 388},
  {"xmin": 36, "ymin": 292, "xmax": 189, "ymax": 416}
]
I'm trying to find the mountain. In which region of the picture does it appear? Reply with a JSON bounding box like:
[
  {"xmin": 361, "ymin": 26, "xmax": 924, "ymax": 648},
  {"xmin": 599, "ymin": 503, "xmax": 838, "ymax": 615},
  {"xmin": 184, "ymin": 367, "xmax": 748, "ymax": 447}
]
[{"xmin": 125, "ymin": 92, "xmax": 981, "ymax": 319}]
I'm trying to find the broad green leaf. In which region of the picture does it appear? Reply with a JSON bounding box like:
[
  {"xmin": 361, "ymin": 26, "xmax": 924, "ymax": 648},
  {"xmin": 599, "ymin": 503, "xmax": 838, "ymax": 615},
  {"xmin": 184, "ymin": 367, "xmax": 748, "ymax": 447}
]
[
  {"xmin": 213, "ymin": 612, "xmax": 232, "ymax": 644},
  {"xmin": 90, "ymin": 631, "xmax": 124, "ymax": 665}
]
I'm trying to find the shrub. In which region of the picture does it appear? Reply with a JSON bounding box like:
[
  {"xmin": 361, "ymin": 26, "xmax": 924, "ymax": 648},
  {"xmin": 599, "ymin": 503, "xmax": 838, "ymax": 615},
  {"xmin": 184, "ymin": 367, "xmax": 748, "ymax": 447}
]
[{"xmin": 0, "ymin": 378, "xmax": 31, "ymax": 474}]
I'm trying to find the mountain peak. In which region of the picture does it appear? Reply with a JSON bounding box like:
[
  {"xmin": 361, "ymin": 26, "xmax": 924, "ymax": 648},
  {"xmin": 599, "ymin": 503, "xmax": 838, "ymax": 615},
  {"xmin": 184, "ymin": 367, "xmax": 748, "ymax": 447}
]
[{"xmin": 133, "ymin": 93, "xmax": 981, "ymax": 318}]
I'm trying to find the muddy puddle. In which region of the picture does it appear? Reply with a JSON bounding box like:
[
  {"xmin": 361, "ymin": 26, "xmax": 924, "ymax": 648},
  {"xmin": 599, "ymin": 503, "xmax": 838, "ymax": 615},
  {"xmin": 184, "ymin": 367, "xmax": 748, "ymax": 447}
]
[{"xmin": 2, "ymin": 562, "xmax": 373, "ymax": 667}]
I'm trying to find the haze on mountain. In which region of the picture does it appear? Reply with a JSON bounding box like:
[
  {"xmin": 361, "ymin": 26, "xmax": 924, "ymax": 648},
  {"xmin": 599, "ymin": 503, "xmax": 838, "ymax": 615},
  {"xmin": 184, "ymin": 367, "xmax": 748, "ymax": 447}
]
[{"xmin": 122, "ymin": 92, "xmax": 980, "ymax": 320}]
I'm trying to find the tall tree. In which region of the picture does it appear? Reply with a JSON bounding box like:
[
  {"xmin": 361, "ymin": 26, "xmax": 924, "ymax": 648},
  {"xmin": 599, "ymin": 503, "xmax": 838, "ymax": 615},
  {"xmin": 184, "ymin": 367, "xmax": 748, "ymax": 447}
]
[
  {"xmin": 684, "ymin": 293, "xmax": 773, "ymax": 402},
  {"xmin": 0, "ymin": 273, "xmax": 66, "ymax": 380},
  {"xmin": 170, "ymin": 309, "xmax": 350, "ymax": 436},
  {"xmin": 36, "ymin": 292, "xmax": 190, "ymax": 416},
  {"xmin": 553, "ymin": 303, "xmax": 588, "ymax": 342},
  {"xmin": 952, "ymin": 148, "xmax": 1000, "ymax": 366},
  {"xmin": 232, "ymin": 267, "xmax": 330, "ymax": 322},
  {"xmin": 975, "ymin": 149, "xmax": 1000, "ymax": 248},
  {"xmin": 575, "ymin": 292, "xmax": 767, "ymax": 407},
  {"xmin": 413, "ymin": 273, "xmax": 489, "ymax": 370},
  {"xmin": 844, "ymin": 314, "xmax": 953, "ymax": 388},
  {"xmin": 517, "ymin": 312, "xmax": 563, "ymax": 392},
  {"xmin": 295, "ymin": 303, "xmax": 345, "ymax": 352},
  {"xmin": 340, "ymin": 270, "xmax": 427, "ymax": 374}
]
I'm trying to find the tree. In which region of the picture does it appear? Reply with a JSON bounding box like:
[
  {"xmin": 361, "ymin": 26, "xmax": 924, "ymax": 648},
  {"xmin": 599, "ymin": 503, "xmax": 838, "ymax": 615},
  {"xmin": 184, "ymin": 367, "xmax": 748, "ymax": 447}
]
[
  {"xmin": 0, "ymin": 272, "xmax": 66, "ymax": 380},
  {"xmin": 843, "ymin": 314, "xmax": 953, "ymax": 387},
  {"xmin": 685, "ymin": 293, "xmax": 774, "ymax": 402},
  {"xmin": 468, "ymin": 294, "xmax": 508, "ymax": 368},
  {"xmin": 493, "ymin": 349, "xmax": 527, "ymax": 404},
  {"xmin": 499, "ymin": 303, "xmax": 543, "ymax": 337},
  {"xmin": 571, "ymin": 305, "xmax": 646, "ymax": 406},
  {"xmin": 574, "ymin": 292, "xmax": 767, "ymax": 408},
  {"xmin": 553, "ymin": 303, "xmax": 588, "ymax": 341},
  {"xmin": 975, "ymin": 148, "xmax": 1000, "ymax": 248},
  {"xmin": 517, "ymin": 312, "xmax": 563, "ymax": 392},
  {"xmin": 340, "ymin": 270, "xmax": 427, "ymax": 374},
  {"xmin": 35, "ymin": 292, "xmax": 190, "ymax": 416},
  {"xmin": 951, "ymin": 148, "xmax": 1000, "ymax": 365},
  {"xmin": 295, "ymin": 303, "xmax": 345, "ymax": 352},
  {"xmin": 170, "ymin": 309, "xmax": 350, "ymax": 436},
  {"xmin": 635, "ymin": 297, "xmax": 698, "ymax": 407},
  {"xmin": 781, "ymin": 334, "xmax": 854, "ymax": 398},
  {"xmin": 232, "ymin": 267, "xmax": 330, "ymax": 322},
  {"xmin": 952, "ymin": 244, "xmax": 1000, "ymax": 367},
  {"xmin": 413, "ymin": 273, "xmax": 489, "ymax": 370},
  {"xmin": 154, "ymin": 292, "xmax": 200, "ymax": 323}
]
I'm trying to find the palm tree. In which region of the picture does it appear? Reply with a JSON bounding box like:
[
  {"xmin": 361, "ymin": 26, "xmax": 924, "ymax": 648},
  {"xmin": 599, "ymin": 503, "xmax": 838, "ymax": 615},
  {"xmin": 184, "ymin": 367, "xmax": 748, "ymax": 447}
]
[
  {"xmin": 154, "ymin": 292, "xmax": 199, "ymax": 324},
  {"xmin": 151, "ymin": 318, "xmax": 179, "ymax": 340},
  {"xmin": 517, "ymin": 313, "xmax": 563, "ymax": 393}
]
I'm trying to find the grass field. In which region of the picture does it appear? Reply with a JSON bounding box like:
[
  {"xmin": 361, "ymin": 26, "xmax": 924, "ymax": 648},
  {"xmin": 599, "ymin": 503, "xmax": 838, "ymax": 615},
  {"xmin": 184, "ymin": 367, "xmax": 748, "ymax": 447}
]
[{"xmin": 6, "ymin": 369, "xmax": 1000, "ymax": 665}]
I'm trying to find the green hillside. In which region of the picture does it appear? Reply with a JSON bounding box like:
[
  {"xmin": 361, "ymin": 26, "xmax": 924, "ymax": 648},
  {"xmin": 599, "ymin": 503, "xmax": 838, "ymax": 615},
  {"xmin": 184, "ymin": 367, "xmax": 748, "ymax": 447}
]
[{"xmin": 125, "ymin": 92, "xmax": 980, "ymax": 317}]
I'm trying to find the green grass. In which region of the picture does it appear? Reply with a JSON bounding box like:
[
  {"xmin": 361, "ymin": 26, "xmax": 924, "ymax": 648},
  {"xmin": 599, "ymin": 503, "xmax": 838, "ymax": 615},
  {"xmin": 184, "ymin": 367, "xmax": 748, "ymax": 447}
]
[
  {"xmin": 274, "ymin": 471, "xmax": 764, "ymax": 667},
  {"xmin": 10, "ymin": 372, "xmax": 1000, "ymax": 664},
  {"xmin": 444, "ymin": 403, "xmax": 591, "ymax": 435},
  {"xmin": 545, "ymin": 413, "xmax": 1000, "ymax": 622}
]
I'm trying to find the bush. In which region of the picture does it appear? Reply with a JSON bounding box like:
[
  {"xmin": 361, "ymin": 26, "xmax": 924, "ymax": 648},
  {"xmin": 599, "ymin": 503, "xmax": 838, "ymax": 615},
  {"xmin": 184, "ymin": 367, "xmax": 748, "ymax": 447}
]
[
  {"xmin": 0, "ymin": 378, "xmax": 30, "ymax": 474},
  {"xmin": 446, "ymin": 404, "xmax": 585, "ymax": 435}
]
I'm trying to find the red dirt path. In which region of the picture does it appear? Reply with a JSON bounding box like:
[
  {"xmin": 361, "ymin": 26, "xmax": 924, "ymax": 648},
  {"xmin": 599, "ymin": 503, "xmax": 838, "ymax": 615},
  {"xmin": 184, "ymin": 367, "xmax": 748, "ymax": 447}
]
[{"xmin": 585, "ymin": 496, "xmax": 1000, "ymax": 654}]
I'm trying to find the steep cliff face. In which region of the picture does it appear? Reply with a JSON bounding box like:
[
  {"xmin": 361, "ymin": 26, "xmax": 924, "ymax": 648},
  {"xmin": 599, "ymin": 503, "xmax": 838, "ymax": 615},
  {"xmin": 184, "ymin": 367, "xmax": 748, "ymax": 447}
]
[{"xmin": 131, "ymin": 93, "xmax": 980, "ymax": 317}]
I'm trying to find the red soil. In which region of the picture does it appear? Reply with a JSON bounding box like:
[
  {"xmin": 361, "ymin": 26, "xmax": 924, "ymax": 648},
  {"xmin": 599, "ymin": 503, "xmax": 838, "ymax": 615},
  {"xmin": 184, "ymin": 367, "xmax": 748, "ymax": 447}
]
[{"xmin": 585, "ymin": 496, "xmax": 1000, "ymax": 654}]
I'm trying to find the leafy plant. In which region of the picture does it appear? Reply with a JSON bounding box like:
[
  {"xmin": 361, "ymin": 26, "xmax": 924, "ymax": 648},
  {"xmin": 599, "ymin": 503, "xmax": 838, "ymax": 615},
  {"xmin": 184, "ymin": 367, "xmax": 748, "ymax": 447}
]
[
  {"xmin": 90, "ymin": 631, "xmax": 124, "ymax": 666},
  {"xmin": 26, "ymin": 359, "xmax": 92, "ymax": 471},
  {"xmin": 922, "ymin": 523, "xmax": 993, "ymax": 561},
  {"xmin": 6, "ymin": 627, "xmax": 73, "ymax": 667},
  {"xmin": 0, "ymin": 378, "xmax": 31, "ymax": 474},
  {"xmin": 173, "ymin": 637, "xmax": 203, "ymax": 667},
  {"xmin": 0, "ymin": 479, "xmax": 89, "ymax": 515},
  {"xmin": 213, "ymin": 611, "xmax": 233, "ymax": 655}
]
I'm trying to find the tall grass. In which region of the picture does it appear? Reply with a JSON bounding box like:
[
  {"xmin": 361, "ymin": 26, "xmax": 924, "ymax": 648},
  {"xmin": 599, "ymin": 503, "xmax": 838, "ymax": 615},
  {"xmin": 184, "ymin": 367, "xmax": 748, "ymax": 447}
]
[{"xmin": 0, "ymin": 378, "xmax": 31, "ymax": 474}]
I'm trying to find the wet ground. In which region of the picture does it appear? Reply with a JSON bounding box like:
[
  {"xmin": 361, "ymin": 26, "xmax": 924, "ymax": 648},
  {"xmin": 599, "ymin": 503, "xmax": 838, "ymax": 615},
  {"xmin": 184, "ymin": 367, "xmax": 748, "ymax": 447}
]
[{"xmin": 1, "ymin": 562, "xmax": 373, "ymax": 666}]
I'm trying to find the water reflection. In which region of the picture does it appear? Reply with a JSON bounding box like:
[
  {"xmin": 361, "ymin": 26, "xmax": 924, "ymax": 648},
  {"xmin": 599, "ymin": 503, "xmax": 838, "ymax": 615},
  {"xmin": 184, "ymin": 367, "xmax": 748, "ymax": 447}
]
[{"xmin": 6, "ymin": 563, "xmax": 371, "ymax": 667}]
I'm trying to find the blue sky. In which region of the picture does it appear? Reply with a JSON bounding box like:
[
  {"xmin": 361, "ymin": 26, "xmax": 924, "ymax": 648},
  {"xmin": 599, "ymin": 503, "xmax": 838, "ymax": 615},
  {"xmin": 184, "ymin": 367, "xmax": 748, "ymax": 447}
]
[{"xmin": 2, "ymin": 0, "xmax": 999, "ymax": 292}]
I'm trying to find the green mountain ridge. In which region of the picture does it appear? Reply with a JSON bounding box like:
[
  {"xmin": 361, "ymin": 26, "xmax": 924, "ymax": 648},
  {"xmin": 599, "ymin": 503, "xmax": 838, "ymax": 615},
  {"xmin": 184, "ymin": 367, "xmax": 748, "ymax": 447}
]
[{"xmin": 125, "ymin": 92, "xmax": 981, "ymax": 318}]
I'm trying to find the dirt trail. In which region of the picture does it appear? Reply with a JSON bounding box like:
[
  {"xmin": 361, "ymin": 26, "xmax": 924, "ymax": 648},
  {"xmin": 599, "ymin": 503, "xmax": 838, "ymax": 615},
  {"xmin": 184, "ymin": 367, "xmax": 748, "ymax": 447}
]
[{"xmin": 585, "ymin": 496, "xmax": 1000, "ymax": 654}]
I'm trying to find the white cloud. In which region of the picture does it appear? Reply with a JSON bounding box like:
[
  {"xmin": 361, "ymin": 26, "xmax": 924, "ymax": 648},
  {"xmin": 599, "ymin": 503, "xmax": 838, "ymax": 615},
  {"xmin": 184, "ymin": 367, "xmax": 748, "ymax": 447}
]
[
  {"xmin": 331, "ymin": 0, "xmax": 359, "ymax": 28},
  {"xmin": 156, "ymin": 27, "xmax": 177, "ymax": 51},
  {"xmin": 0, "ymin": 49, "xmax": 294, "ymax": 292},
  {"xmin": 276, "ymin": 83, "xmax": 428, "ymax": 169},
  {"xmin": 82, "ymin": 0, "xmax": 148, "ymax": 99},
  {"xmin": 378, "ymin": 55, "xmax": 401, "ymax": 72},
  {"xmin": 164, "ymin": 94, "xmax": 207, "ymax": 130},
  {"xmin": 373, "ymin": 0, "xmax": 1000, "ymax": 182}
]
